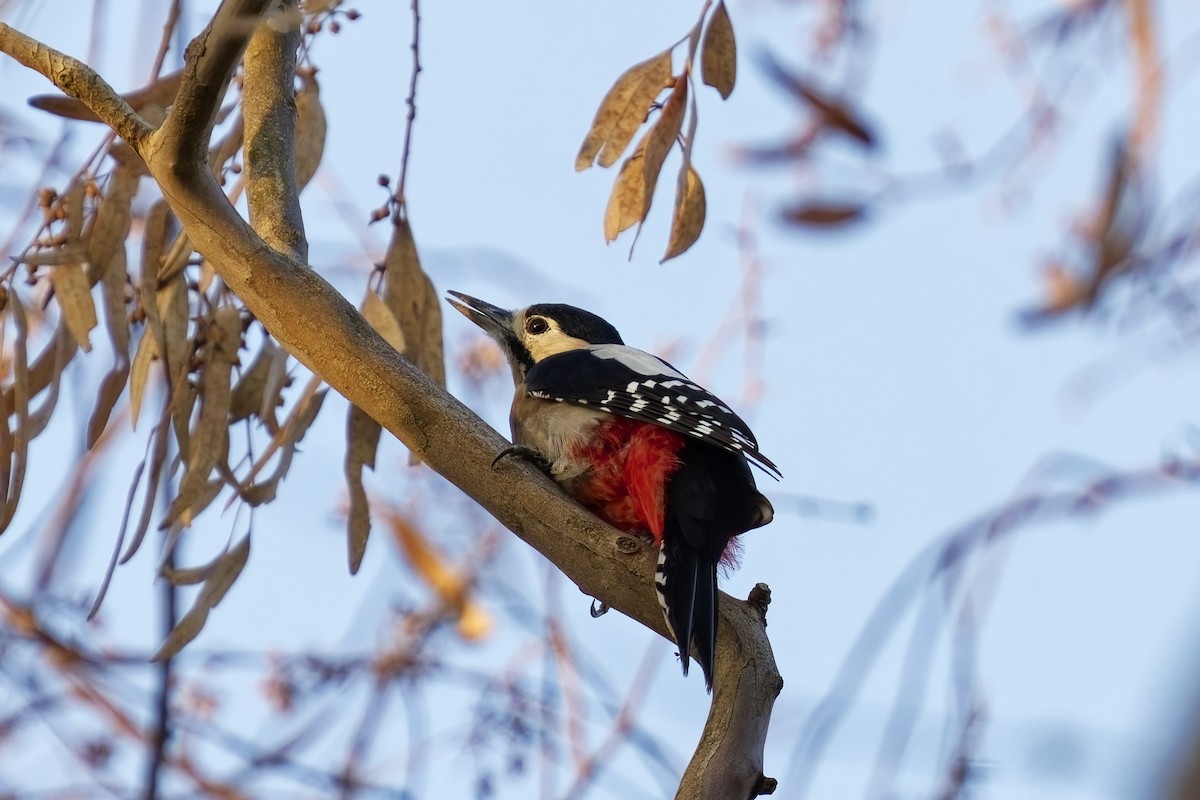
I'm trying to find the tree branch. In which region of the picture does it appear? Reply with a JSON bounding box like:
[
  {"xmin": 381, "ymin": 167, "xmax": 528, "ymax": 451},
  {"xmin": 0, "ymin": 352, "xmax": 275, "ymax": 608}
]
[
  {"xmin": 152, "ymin": 0, "xmax": 273, "ymax": 165},
  {"xmin": 242, "ymin": 0, "xmax": 306, "ymax": 262},
  {"xmin": 0, "ymin": 15, "xmax": 781, "ymax": 798},
  {"xmin": 0, "ymin": 23, "xmax": 149, "ymax": 145}
]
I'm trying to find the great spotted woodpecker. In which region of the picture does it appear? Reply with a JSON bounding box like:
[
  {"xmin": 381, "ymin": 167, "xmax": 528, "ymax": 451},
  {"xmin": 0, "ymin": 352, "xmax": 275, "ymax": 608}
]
[{"xmin": 447, "ymin": 292, "xmax": 777, "ymax": 689}]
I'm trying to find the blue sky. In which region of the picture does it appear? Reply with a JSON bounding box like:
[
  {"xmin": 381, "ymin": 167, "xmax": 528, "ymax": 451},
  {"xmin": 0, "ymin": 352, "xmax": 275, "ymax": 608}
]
[{"xmin": 2, "ymin": 1, "xmax": 1200, "ymax": 798}]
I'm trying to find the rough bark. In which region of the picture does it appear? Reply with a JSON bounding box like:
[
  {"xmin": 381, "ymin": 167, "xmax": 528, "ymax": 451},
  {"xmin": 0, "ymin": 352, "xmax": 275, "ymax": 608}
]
[{"xmin": 0, "ymin": 5, "xmax": 782, "ymax": 796}]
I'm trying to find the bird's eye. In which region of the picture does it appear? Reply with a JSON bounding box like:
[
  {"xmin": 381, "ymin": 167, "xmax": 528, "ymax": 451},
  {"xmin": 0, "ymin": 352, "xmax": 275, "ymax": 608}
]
[{"xmin": 525, "ymin": 317, "xmax": 550, "ymax": 335}]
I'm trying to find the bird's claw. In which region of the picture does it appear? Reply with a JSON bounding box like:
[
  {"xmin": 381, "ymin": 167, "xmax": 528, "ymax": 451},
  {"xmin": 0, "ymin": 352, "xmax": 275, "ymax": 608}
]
[{"xmin": 491, "ymin": 444, "xmax": 552, "ymax": 473}]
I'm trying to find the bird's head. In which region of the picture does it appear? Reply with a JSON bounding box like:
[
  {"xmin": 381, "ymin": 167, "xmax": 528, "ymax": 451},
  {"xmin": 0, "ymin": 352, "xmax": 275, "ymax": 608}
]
[{"xmin": 447, "ymin": 291, "xmax": 623, "ymax": 382}]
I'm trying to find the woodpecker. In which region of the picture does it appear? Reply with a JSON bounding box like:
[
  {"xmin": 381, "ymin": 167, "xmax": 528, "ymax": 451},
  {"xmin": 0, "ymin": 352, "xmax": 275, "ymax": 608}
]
[{"xmin": 448, "ymin": 291, "xmax": 778, "ymax": 689}]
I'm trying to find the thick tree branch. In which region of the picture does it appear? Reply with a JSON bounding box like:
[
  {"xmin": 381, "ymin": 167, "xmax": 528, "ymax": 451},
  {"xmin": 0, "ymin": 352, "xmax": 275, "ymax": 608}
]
[
  {"xmin": 242, "ymin": 0, "xmax": 306, "ymax": 262},
  {"xmin": 152, "ymin": 0, "xmax": 273, "ymax": 165},
  {"xmin": 0, "ymin": 16, "xmax": 781, "ymax": 798}
]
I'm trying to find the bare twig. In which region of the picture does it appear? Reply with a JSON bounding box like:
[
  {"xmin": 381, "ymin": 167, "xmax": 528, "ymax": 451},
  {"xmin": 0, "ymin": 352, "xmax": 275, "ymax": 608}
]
[{"xmin": 392, "ymin": 0, "xmax": 421, "ymax": 215}]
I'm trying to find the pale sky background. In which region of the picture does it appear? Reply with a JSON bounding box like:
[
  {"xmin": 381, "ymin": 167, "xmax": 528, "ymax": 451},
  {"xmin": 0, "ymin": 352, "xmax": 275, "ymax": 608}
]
[{"xmin": 2, "ymin": 1, "xmax": 1200, "ymax": 798}]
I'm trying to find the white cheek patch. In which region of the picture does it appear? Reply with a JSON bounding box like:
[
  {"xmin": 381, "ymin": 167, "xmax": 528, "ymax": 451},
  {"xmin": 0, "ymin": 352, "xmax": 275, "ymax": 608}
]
[{"xmin": 524, "ymin": 327, "xmax": 591, "ymax": 362}]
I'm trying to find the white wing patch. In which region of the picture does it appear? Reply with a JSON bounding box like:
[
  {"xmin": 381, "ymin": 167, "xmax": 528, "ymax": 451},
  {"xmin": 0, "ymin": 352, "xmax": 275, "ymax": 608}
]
[{"xmin": 590, "ymin": 344, "xmax": 686, "ymax": 379}]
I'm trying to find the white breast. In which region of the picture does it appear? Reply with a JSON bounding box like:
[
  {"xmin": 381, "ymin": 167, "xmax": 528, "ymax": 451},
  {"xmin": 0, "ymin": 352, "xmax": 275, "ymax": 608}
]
[{"xmin": 509, "ymin": 390, "xmax": 606, "ymax": 481}]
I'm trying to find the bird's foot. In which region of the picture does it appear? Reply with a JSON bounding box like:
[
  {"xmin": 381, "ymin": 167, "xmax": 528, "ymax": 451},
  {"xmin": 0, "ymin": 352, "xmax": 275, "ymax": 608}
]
[{"xmin": 491, "ymin": 444, "xmax": 552, "ymax": 474}]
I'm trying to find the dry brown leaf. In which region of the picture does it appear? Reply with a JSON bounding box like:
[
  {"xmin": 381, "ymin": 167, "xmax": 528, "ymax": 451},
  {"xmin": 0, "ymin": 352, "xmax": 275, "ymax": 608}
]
[
  {"xmin": 0, "ymin": 294, "xmax": 31, "ymax": 534},
  {"xmin": 172, "ymin": 383, "xmax": 197, "ymax": 467},
  {"xmin": 139, "ymin": 204, "xmax": 172, "ymax": 367},
  {"xmin": 294, "ymin": 71, "xmax": 327, "ymax": 191},
  {"xmin": 576, "ymin": 49, "xmax": 673, "ymax": 171},
  {"xmin": 87, "ymin": 369, "xmax": 127, "ymax": 449},
  {"xmin": 177, "ymin": 479, "xmax": 226, "ymax": 528},
  {"xmin": 361, "ymin": 291, "xmax": 406, "ymax": 352},
  {"xmin": 382, "ymin": 216, "xmax": 445, "ymax": 388},
  {"xmin": 640, "ymin": 76, "xmax": 687, "ymax": 215},
  {"xmin": 381, "ymin": 215, "xmax": 446, "ymax": 462},
  {"xmin": 161, "ymin": 538, "xmax": 236, "ymax": 586},
  {"xmin": 157, "ymin": 272, "xmax": 190, "ymax": 392},
  {"xmin": 661, "ymin": 164, "xmax": 707, "ymax": 262},
  {"xmin": 258, "ymin": 345, "xmax": 291, "ymax": 432},
  {"xmin": 604, "ymin": 140, "xmax": 648, "ymax": 242},
  {"xmin": 152, "ymin": 533, "xmax": 250, "ymax": 661},
  {"xmin": 26, "ymin": 323, "xmax": 72, "ymax": 440},
  {"xmin": 87, "ymin": 246, "xmax": 132, "ymax": 448},
  {"xmin": 234, "ymin": 386, "xmax": 327, "ymax": 507},
  {"xmin": 701, "ymin": 1, "xmax": 737, "ymax": 99},
  {"xmin": 230, "ymin": 340, "xmax": 279, "ymax": 422},
  {"xmin": 344, "ymin": 404, "xmax": 381, "ymax": 574},
  {"xmin": 0, "ymin": 315, "xmax": 11, "ymax": 513},
  {"xmin": 64, "ymin": 178, "xmax": 86, "ymax": 242},
  {"xmin": 100, "ymin": 246, "xmax": 131, "ymax": 361},
  {"xmin": 782, "ymin": 201, "xmax": 868, "ymax": 228},
  {"xmin": 342, "ymin": 286, "xmax": 401, "ymax": 572},
  {"xmin": 86, "ymin": 161, "xmax": 138, "ymax": 282},
  {"xmin": 164, "ymin": 305, "xmax": 241, "ymax": 526},
  {"xmin": 48, "ymin": 264, "xmax": 97, "ymax": 352},
  {"xmin": 120, "ymin": 406, "xmax": 170, "ymax": 564},
  {"xmin": 129, "ymin": 333, "xmax": 157, "ymax": 430}
]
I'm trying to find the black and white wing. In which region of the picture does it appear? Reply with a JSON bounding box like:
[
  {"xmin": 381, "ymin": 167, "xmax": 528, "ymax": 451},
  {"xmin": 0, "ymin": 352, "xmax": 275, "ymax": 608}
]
[{"xmin": 523, "ymin": 344, "xmax": 781, "ymax": 478}]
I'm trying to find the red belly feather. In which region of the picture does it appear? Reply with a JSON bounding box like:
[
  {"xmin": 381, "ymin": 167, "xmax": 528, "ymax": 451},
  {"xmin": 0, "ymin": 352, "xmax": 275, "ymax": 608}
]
[{"xmin": 565, "ymin": 418, "xmax": 685, "ymax": 542}]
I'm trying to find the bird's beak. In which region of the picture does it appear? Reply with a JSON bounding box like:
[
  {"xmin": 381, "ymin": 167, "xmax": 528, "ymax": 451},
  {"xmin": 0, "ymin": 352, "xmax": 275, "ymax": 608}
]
[{"xmin": 446, "ymin": 291, "xmax": 514, "ymax": 340}]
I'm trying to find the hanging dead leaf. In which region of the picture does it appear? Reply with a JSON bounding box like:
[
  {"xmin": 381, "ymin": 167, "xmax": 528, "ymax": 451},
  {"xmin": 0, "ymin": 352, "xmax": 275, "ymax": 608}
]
[
  {"xmin": 156, "ymin": 271, "xmax": 190, "ymax": 393},
  {"xmin": 294, "ymin": 71, "xmax": 327, "ymax": 191},
  {"xmin": 0, "ymin": 294, "xmax": 31, "ymax": 534},
  {"xmin": 87, "ymin": 246, "xmax": 132, "ymax": 448},
  {"xmin": 604, "ymin": 140, "xmax": 648, "ymax": 242},
  {"xmin": 229, "ymin": 340, "xmax": 278, "ymax": 422},
  {"xmin": 26, "ymin": 323, "xmax": 72, "ymax": 439},
  {"xmin": 576, "ymin": 49, "xmax": 673, "ymax": 171},
  {"xmin": 152, "ymin": 533, "xmax": 250, "ymax": 661},
  {"xmin": 48, "ymin": 264, "xmax": 97, "ymax": 352},
  {"xmin": 129, "ymin": 333, "xmax": 157, "ymax": 429},
  {"xmin": 164, "ymin": 305, "xmax": 241, "ymax": 526},
  {"xmin": 701, "ymin": 1, "xmax": 737, "ymax": 99},
  {"xmin": 86, "ymin": 160, "xmax": 138, "ymax": 281},
  {"xmin": 64, "ymin": 178, "xmax": 86, "ymax": 242},
  {"xmin": 140, "ymin": 205, "xmax": 172, "ymax": 364},
  {"xmin": 344, "ymin": 403, "xmax": 381, "ymax": 574},
  {"xmin": 641, "ymin": 77, "xmax": 687, "ymax": 208},
  {"xmin": 381, "ymin": 214, "xmax": 446, "ymax": 421},
  {"xmin": 234, "ymin": 387, "xmax": 326, "ymax": 507},
  {"xmin": 361, "ymin": 291, "xmax": 406, "ymax": 352},
  {"xmin": 120, "ymin": 406, "xmax": 170, "ymax": 564},
  {"xmin": 661, "ymin": 164, "xmax": 707, "ymax": 262},
  {"xmin": 782, "ymin": 201, "xmax": 868, "ymax": 228},
  {"xmin": 258, "ymin": 345, "xmax": 291, "ymax": 431}
]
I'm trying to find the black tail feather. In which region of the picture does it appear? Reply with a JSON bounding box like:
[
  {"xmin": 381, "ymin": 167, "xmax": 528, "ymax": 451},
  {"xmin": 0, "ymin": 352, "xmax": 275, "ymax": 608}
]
[
  {"xmin": 658, "ymin": 539, "xmax": 719, "ymax": 691},
  {"xmin": 659, "ymin": 440, "xmax": 768, "ymax": 692}
]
